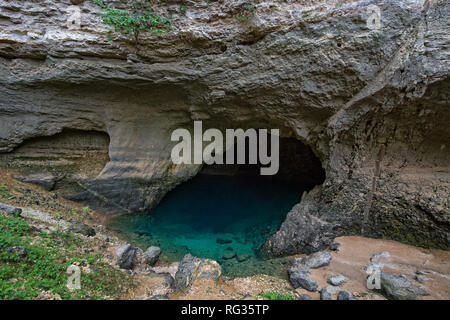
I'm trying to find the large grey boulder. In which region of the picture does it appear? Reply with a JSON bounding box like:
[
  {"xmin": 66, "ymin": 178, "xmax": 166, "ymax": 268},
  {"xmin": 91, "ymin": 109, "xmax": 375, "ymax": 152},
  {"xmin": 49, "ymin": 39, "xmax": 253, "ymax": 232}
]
[
  {"xmin": 320, "ymin": 286, "xmax": 337, "ymax": 300},
  {"xmin": 116, "ymin": 244, "xmax": 138, "ymax": 270},
  {"xmin": 174, "ymin": 254, "xmax": 221, "ymax": 292},
  {"xmin": 379, "ymin": 273, "xmax": 429, "ymax": 300},
  {"xmin": 143, "ymin": 246, "xmax": 161, "ymax": 266},
  {"xmin": 289, "ymin": 268, "xmax": 318, "ymax": 292},
  {"xmin": 298, "ymin": 251, "xmax": 332, "ymax": 269}
]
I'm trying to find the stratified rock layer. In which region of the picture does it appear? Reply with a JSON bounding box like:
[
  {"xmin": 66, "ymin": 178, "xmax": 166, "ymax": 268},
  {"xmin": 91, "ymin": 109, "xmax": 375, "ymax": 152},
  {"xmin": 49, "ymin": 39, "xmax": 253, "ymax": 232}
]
[{"xmin": 0, "ymin": 0, "xmax": 449, "ymax": 253}]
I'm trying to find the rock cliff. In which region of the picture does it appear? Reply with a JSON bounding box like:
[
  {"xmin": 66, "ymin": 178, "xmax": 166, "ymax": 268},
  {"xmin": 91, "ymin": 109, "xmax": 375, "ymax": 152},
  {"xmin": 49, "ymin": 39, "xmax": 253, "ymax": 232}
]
[{"xmin": 0, "ymin": 0, "xmax": 448, "ymax": 254}]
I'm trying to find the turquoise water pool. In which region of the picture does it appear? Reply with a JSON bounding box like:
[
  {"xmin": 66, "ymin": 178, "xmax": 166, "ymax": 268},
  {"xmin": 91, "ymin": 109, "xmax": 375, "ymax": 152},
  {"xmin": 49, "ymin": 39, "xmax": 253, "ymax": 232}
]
[{"xmin": 110, "ymin": 173, "xmax": 304, "ymax": 278}]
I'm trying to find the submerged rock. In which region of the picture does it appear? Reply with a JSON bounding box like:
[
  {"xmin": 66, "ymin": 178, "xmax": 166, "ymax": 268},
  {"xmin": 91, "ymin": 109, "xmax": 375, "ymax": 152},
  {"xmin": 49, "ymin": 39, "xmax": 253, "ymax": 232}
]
[
  {"xmin": 379, "ymin": 273, "xmax": 429, "ymax": 300},
  {"xmin": 222, "ymin": 252, "xmax": 236, "ymax": 260},
  {"xmin": 216, "ymin": 238, "xmax": 232, "ymax": 244},
  {"xmin": 144, "ymin": 246, "xmax": 161, "ymax": 266},
  {"xmin": 236, "ymin": 254, "xmax": 250, "ymax": 262},
  {"xmin": 116, "ymin": 244, "xmax": 138, "ymax": 270}
]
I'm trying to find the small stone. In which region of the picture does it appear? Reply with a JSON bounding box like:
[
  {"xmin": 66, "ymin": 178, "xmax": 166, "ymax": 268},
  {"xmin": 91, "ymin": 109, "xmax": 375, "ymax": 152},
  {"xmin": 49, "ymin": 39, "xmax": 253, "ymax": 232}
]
[
  {"xmin": 236, "ymin": 254, "xmax": 250, "ymax": 262},
  {"xmin": 327, "ymin": 274, "xmax": 348, "ymax": 286},
  {"xmin": 144, "ymin": 246, "xmax": 161, "ymax": 266},
  {"xmin": 337, "ymin": 290, "xmax": 353, "ymax": 300},
  {"xmin": 329, "ymin": 242, "xmax": 341, "ymax": 252},
  {"xmin": 370, "ymin": 251, "xmax": 390, "ymax": 262},
  {"xmin": 415, "ymin": 269, "xmax": 430, "ymax": 275},
  {"xmin": 300, "ymin": 294, "xmax": 312, "ymax": 300},
  {"xmin": 414, "ymin": 275, "xmax": 430, "ymax": 283},
  {"xmin": 222, "ymin": 252, "xmax": 236, "ymax": 260},
  {"xmin": 320, "ymin": 286, "xmax": 336, "ymax": 300},
  {"xmin": 216, "ymin": 238, "xmax": 232, "ymax": 244}
]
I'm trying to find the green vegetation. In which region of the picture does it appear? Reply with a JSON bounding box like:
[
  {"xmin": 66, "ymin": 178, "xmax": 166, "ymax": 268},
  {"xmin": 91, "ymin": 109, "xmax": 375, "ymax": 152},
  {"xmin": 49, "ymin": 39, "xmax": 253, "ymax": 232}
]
[
  {"xmin": 94, "ymin": 0, "xmax": 172, "ymax": 44},
  {"xmin": 0, "ymin": 214, "xmax": 132, "ymax": 300},
  {"xmin": 234, "ymin": 4, "xmax": 256, "ymax": 22},
  {"xmin": 0, "ymin": 186, "xmax": 12, "ymax": 199},
  {"xmin": 258, "ymin": 291, "xmax": 297, "ymax": 300},
  {"xmin": 70, "ymin": 208, "xmax": 79, "ymax": 217}
]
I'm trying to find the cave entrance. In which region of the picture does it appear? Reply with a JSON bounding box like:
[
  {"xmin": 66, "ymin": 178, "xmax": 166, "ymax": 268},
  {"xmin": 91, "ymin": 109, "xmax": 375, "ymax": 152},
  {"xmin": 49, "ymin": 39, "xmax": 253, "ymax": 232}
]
[{"xmin": 112, "ymin": 136, "xmax": 325, "ymax": 277}]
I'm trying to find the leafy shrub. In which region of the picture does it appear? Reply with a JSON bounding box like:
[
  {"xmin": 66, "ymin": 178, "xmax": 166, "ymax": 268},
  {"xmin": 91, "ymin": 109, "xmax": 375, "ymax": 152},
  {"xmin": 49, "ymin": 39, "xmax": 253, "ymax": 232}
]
[
  {"xmin": 259, "ymin": 291, "xmax": 297, "ymax": 300},
  {"xmin": 94, "ymin": 0, "xmax": 172, "ymax": 44}
]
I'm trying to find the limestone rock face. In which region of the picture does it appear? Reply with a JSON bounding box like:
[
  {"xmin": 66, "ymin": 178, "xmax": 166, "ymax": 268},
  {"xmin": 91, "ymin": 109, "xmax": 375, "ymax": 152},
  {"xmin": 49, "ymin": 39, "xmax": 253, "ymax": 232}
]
[{"xmin": 0, "ymin": 1, "xmax": 449, "ymax": 252}]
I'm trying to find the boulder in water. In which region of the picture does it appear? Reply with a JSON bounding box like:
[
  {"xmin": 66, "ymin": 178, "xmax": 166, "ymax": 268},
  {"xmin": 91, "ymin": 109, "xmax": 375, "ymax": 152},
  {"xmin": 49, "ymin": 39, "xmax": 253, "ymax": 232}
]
[{"xmin": 216, "ymin": 238, "xmax": 232, "ymax": 244}]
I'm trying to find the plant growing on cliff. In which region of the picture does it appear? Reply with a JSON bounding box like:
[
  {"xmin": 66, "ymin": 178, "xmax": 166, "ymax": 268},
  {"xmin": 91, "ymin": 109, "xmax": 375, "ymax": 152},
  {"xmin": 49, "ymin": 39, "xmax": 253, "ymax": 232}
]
[
  {"xmin": 94, "ymin": 0, "xmax": 171, "ymax": 45},
  {"xmin": 234, "ymin": 3, "xmax": 256, "ymax": 22}
]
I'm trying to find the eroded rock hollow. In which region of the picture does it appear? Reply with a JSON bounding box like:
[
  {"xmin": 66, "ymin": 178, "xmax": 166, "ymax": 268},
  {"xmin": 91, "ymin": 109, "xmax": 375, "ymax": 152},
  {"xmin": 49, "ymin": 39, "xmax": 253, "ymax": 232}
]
[{"xmin": 0, "ymin": 0, "xmax": 449, "ymax": 255}]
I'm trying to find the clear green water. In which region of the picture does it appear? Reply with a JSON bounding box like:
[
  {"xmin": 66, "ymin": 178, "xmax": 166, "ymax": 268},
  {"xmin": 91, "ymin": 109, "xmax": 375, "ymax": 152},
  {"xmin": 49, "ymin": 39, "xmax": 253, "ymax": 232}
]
[{"xmin": 110, "ymin": 173, "xmax": 303, "ymax": 278}]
